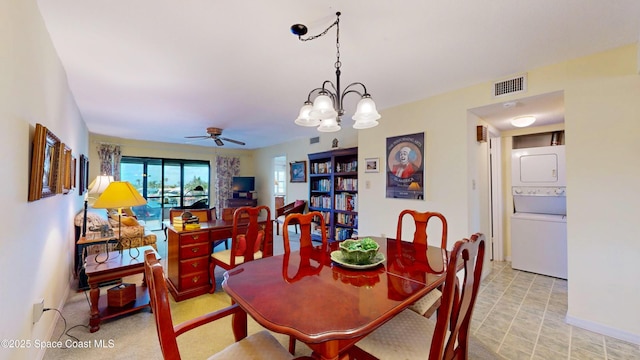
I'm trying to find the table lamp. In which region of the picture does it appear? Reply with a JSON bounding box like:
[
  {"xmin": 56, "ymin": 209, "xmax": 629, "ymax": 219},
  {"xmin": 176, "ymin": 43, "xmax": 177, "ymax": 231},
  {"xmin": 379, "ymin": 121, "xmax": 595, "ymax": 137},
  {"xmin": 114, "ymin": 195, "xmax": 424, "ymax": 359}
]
[
  {"xmin": 93, "ymin": 181, "xmax": 147, "ymax": 259},
  {"xmin": 82, "ymin": 175, "xmax": 114, "ymax": 237}
]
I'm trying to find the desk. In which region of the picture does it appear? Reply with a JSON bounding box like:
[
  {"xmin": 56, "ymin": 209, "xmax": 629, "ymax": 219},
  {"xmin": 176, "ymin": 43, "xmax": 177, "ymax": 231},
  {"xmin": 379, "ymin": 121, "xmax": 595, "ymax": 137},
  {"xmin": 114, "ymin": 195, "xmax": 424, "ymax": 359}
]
[
  {"xmin": 166, "ymin": 219, "xmax": 272, "ymax": 301},
  {"xmin": 223, "ymin": 237, "xmax": 448, "ymax": 360},
  {"xmin": 85, "ymin": 245, "xmax": 159, "ymax": 332}
]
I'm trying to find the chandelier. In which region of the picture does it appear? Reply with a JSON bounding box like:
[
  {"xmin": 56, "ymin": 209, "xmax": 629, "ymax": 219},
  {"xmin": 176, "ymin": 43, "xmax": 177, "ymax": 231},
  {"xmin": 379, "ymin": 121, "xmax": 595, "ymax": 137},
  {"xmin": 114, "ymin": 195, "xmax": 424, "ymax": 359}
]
[{"xmin": 292, "ymin": 12, "xmax": 381, "ymax": 132}]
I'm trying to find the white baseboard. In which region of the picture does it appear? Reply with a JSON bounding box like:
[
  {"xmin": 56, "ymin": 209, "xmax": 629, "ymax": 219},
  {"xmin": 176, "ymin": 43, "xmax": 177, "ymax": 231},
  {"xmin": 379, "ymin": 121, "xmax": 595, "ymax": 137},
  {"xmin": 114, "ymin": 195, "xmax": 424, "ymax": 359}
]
[{"xmin": 566, "ymin": 314, "xmax": 640, "ymax": 345}]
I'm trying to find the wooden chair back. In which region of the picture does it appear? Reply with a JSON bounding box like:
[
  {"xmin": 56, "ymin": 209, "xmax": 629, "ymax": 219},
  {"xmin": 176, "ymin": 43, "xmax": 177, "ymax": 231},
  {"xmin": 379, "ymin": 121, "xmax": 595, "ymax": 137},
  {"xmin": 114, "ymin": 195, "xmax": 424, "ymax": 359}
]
[
  {"xmin": 275, "ymin": 200, "xmax": 307, "ymax": 235},
  {"xmin": 396, "ymin": 209, "xmax": 448, "ymax": 249},
  {"xmin": 430, "ymin": 233, "xmax": 486, "ymax": 360},
  {"xmin": 282, "ymin": 211, "xmax": 327, "ymax": 254},
  {"xmin": 230, "ymin": 206, "xmax": 273, "ymax": 263},
  {"xmin": 144, "ymin": 250, "xmax": 246, "ymax": 360}
]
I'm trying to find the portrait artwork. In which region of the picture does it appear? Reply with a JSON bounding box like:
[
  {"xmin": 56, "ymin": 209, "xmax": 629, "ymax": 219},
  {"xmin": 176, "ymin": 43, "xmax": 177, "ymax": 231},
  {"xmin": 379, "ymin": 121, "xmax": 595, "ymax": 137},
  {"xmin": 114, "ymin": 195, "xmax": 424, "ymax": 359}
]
[{"xmin": 386, "ymin": 132, "xmax": 424, "ymax": 199}]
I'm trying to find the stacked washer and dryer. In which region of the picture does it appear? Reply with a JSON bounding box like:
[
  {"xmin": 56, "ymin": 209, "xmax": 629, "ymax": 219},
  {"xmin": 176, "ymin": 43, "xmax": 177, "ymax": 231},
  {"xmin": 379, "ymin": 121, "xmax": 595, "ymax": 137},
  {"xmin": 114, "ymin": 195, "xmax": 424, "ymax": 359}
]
[{"xmin": 511, "ymin": 145, "xmax": 567, "ymax": 279}]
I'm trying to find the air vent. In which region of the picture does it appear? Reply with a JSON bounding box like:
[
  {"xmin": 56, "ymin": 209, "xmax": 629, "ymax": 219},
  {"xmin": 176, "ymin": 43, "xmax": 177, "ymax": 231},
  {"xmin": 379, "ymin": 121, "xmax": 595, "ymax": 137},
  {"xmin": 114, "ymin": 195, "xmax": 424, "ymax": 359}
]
[
  {"xmin": 493, "ymin": 73, "xmax": 527, "ymax": 97},
  {"xmin": 309, "ymin": 136, "xmax": 320, "ymax": 144}
]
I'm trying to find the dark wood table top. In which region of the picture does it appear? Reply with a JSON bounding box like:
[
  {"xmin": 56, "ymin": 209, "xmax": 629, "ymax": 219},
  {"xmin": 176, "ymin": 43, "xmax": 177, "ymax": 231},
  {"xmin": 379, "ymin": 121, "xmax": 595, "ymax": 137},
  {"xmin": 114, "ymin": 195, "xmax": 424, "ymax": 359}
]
[
  {"xmin": 85, "ymin": 245, "xmax": 158, "ymax": 277},
  {"xmin": 223, "ymin": 237, "xmax": 447, "ymax": 359}
]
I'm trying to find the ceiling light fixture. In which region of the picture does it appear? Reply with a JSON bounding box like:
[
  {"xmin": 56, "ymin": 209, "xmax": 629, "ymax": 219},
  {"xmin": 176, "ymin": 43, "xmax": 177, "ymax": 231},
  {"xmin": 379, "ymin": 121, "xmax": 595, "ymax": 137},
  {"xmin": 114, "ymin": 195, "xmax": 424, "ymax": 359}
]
[
  {"xmin": 292, "ymin": 12, "xmax": 381, "ymax": 132},
  {"xmin": 511, "ymin": 116, "xmax": 536, "ymax": 128}
]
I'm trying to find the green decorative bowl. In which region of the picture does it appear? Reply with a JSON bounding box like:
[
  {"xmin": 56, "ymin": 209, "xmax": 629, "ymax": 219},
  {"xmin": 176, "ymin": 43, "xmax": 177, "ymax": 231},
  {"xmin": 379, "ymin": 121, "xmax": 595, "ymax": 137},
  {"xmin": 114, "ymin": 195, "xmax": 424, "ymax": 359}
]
[{"xmin": 339, "ymin": 238, "xmax": 380, "ymax": 264}]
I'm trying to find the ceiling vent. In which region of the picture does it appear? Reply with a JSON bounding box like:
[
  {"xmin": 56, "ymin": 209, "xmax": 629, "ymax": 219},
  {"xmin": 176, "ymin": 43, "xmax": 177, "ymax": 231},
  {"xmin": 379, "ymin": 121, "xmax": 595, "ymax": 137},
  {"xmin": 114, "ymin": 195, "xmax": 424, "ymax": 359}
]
[
  {"xmin": 493, "ymin": 73, "xmax": 527, "ymax": 97},
  {"xmin": 309, "ymin": 136, "xmax": 320, "ymax": 144}
]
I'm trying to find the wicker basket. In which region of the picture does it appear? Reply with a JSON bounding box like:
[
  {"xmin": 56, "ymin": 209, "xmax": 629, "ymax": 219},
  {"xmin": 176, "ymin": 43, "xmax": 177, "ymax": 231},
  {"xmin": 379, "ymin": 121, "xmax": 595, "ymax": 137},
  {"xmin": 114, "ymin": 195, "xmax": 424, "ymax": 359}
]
[{"xmin": 107, "ymin": 283, "xmax": 136, "ymax": 307}]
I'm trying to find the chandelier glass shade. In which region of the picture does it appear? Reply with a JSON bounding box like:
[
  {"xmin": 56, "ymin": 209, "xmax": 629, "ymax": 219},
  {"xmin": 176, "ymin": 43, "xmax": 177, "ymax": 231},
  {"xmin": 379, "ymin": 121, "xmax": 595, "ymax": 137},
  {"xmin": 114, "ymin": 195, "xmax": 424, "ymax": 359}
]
[{"xmin": 292, "ymin": 12, "xmax": 381, "ymax": 132}]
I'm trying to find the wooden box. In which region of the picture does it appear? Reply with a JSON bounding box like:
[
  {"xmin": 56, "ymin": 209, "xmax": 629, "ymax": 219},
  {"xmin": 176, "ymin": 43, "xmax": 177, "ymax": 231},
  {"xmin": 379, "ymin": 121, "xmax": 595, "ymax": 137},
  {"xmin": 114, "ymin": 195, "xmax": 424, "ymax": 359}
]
[{"xmin": 107, "ymin": 283, "xmax": 136, "ymax": 307}]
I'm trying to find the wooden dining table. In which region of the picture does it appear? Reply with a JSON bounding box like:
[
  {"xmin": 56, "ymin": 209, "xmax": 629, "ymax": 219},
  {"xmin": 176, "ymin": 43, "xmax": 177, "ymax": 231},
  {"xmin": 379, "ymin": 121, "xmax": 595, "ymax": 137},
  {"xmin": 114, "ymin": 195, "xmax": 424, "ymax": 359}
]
[{"xmin": 222, "ymin": 237, "xmax": 449, "ymax": 360}]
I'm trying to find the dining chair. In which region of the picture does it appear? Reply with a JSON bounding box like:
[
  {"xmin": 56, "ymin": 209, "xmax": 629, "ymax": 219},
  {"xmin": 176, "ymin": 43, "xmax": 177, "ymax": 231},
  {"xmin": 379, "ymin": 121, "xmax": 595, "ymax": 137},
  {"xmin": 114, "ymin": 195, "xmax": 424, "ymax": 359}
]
[
  {"xmin": 396, "ymin": 210, "xmax": 448, "ymax": 318},
  {"xmin": 143, "ymin": 250, "xmax": 307, "ymax": 360},
  {"xmin": 282, "ymin": 211, "xmax": 328, "ymax": 354},
  {"xmin": 349, "ymin": 233, "xmax": 486, "ymax": 360},
  {"xmin": 209, "ymin": 205, "xmax": 273, "ymax": 293}
]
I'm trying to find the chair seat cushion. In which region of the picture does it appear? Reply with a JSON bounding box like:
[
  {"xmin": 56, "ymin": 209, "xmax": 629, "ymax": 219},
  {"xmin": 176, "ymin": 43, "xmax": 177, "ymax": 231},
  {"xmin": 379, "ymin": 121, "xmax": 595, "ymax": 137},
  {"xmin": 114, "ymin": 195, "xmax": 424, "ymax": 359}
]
[
  {"xmin": 208, "ymin": 330, "xmax": 293, "ymax": 360},
  {"xmin": 408, "ymin": 289, "xmax": 442, "ymax": 315},
  {"xmin": 212, "ymin": 249, "xmax": 263, "ymax": 265},
  {"xmin": 356, "ymin": 309, "xmax": 437, "ymax": 359}
]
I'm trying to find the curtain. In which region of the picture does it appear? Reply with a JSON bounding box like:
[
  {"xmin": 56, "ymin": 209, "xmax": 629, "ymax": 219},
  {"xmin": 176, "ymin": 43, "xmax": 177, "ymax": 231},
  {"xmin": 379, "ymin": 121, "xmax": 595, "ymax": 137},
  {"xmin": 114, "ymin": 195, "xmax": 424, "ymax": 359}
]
[
  {"xmin": 96, "ymin": 144, "xmax": 121, "ymax": 179},
  {"xmin": 112, "ymin": 146, "xmax": 122, "ymax": 180},
  {"xmin": 215, "ymin": 156, "xmax": 240, "ymax": 217}
]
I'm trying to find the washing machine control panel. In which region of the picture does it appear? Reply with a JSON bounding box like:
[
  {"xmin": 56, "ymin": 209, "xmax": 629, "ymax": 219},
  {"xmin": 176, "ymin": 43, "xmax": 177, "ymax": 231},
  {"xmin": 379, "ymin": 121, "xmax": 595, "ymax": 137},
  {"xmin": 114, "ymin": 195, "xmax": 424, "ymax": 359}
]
[{"xmin": 512, "ymin": 186, "xmax": 566, "ymax": 197}]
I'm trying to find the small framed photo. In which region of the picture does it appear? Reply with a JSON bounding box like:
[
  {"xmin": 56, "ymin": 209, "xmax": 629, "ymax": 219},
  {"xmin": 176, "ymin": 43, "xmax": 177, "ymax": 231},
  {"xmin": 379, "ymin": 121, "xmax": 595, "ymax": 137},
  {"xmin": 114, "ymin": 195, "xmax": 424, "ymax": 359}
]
[
  {"xmin": 365, "ymin": 157, "xmax": 380, "ymax": 173},
  {"xmin": 290, "ymin": 161, "xmax": 307, "ymax": 183}
]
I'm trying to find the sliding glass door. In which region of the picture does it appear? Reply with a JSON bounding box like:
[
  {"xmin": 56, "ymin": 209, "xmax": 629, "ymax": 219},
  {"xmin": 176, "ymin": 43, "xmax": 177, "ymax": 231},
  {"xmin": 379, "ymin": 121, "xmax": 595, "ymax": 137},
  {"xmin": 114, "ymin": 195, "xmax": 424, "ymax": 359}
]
[{"xmin": 120, "ymin": 157, "xmax": 210, "ymax": 230}]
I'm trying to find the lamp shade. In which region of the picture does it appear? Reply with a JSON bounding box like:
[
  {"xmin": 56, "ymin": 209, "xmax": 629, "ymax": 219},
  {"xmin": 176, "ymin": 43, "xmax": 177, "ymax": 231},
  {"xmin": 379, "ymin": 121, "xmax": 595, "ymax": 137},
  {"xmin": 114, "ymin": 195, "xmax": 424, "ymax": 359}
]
[
  {"xmin": 309, "ymin": 94, "xmax": 338, "ymax": 119},
  {"xmin": 92, "ymin": 181, "xmax": 147, "ymax": 209},
  {"xmin": 88, "ymin": 175, "xmax": 114, "ymax": 195},
  {"xmin": 317, "ymin": 117, "xmax": 341, "ymax": 132},
  {"xmin": 352, "ymin": 97, "xmax": 381, "ymax": 121},
  {"xmin": 294, "ymin": 102, "xmax": 321, "ymax": 127}
]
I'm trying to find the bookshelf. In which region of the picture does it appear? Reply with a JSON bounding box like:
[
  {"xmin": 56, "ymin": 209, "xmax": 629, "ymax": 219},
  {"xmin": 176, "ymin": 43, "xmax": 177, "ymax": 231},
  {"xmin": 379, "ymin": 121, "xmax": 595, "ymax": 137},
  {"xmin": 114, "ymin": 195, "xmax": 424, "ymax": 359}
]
[{"xmin": 308, "ymin": 147, "xmax": 358, "ymax": 242}]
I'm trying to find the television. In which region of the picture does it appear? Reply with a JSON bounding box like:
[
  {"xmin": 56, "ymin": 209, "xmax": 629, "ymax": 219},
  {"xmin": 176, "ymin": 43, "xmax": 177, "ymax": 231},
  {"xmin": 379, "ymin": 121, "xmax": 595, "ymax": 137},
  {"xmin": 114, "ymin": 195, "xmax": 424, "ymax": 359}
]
[{"xmin": 232, "ymin": 176, "xmax": 255, "ymax": 192}]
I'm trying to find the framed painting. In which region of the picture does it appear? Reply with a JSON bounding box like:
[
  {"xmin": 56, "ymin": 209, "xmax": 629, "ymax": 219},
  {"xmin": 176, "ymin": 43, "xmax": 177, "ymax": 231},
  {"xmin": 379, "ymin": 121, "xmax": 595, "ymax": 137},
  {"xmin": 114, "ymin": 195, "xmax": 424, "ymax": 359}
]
[
  {"xmin": 79, "ymin": 154, "xmax": 89, "ymax": 196},
  {"xmin": 364, "ymin": 157, "xmax": 380, "ymax": 173},
  {"xmin": 28, "ymin": 124, "xmax": 61, "ymax": 201},
  {"xmin": 61, "ymin": 145, "xmax": 72, "ymax": 194},
  {"xmin": 290, "ymin": 161, "xmax": 307, "ymax": 183}
]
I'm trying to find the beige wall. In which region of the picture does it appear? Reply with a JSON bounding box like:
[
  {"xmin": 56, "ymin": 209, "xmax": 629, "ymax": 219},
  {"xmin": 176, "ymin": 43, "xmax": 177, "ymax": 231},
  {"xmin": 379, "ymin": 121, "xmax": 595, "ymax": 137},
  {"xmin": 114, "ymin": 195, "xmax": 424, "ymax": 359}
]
[
  {"xmin": 1, "ymin": 1, "xmax": 88, "ymax": 358},
  {"xmin": 353, "ymin": 44, "xmax": 640, "ymax": 343}
]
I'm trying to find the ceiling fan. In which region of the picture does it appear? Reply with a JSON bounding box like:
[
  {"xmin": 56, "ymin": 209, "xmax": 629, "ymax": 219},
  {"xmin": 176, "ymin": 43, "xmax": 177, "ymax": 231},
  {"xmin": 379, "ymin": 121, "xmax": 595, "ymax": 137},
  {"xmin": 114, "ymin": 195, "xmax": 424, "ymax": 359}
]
[{"xmin": 184, "ymin": 127, "xmax": 246, "ymax": 146}]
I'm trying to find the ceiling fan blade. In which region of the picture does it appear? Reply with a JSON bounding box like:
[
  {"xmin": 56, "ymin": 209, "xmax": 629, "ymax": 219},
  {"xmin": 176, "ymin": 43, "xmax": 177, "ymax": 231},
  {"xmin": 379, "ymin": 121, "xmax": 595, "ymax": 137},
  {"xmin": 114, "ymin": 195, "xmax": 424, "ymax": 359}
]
[
  {"xmin": 184, "ymin": 135, "xmax": 211, "ymax": 139},
  {"xmin": 219, "ymin": 137, "xmax": 246, "ymax": 146},
  {"xmin": 184, "ymin": 137, "xmax": 210, "ymax": 144},
  {"xmin": 214, "ymin": 138, "xmax": 224, "ymax": 146}
]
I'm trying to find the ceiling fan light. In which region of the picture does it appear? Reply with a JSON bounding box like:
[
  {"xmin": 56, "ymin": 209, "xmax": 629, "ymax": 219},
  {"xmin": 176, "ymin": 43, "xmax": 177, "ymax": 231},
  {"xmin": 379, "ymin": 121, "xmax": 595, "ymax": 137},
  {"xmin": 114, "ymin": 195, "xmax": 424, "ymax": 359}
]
[
  {"xmin": 309, "ymin": 95, "xmax": 338, "ymax": 119},
  {"xmin": 294, "ymin": 102, "xmax": 320, "ymax": 127},
  {"xmin": 317, "ymin": 117, "xmax": 341, "ymax": 132},
  {"xmin": 511, "ymin": 116, "xmax": 536, "ymax": 127}
]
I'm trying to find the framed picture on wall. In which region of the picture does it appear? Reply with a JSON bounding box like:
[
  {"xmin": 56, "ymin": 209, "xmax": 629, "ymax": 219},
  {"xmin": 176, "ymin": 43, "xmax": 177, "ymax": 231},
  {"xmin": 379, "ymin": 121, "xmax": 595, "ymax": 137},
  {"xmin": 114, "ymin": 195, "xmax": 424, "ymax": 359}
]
[
  {"xmin": 28, "ymin": 123, "xmax": 61, "ymax": 201},
  {"xmin": 290, "ymin": 161, "xmax": 307, "ymax": 183},
  {"xmin": 365, "ymin": 157, "xmax": 380, "ymax": 173},
  {"xmin": 79, "ymin": 154, "xmax": 89, "ymax": 196}
]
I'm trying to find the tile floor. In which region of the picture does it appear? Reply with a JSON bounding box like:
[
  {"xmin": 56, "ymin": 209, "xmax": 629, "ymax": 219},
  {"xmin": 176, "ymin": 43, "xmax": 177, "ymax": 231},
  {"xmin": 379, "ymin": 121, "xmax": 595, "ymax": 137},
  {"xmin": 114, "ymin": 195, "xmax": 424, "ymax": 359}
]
[{"xmin": 473, "ymin": 262, "xmax": 640, "ymax": 360}]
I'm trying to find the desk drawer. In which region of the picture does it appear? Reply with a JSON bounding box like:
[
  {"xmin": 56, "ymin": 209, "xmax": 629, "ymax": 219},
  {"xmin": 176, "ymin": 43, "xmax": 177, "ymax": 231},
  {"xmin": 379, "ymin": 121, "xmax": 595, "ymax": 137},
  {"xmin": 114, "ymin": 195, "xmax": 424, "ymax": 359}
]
[
  {"xmin": 180, "ymin": 256, "xmax": 209, "ymax": 274},
  {"xmin": 179, "ymin": 271, "xmax": 209, "ymax": 290},
  {"xmin": 179, "ymin": 242, "xmax": 210, "ymax": 259},
  {"xmin": 180, "ymin": 231, "xmax": 209, "ymax": 245},
  {"xmin": 210, "ymin": 228, "xmax": 233, "ymax": 240}
]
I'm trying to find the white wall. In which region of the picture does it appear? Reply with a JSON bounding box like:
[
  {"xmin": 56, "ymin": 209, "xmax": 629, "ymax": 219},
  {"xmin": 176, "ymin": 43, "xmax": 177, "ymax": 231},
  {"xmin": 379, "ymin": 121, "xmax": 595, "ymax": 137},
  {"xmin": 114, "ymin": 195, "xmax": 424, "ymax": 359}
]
[{"xmin": 1, "ymin": 1, "xmax": 88, "ymax": 359}]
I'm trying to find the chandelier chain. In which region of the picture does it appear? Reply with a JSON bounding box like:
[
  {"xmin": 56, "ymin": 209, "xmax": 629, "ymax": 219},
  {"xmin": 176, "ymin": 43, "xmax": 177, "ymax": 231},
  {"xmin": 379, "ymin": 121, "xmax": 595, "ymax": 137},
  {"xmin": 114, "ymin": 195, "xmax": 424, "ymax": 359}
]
[{"xmin": 335, "ymin": 17, "xmax": 341, "ymax": 70}]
